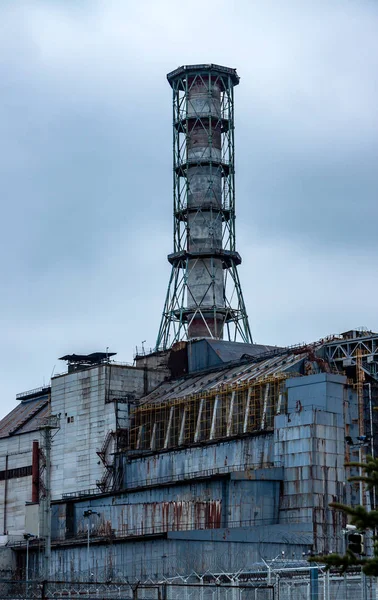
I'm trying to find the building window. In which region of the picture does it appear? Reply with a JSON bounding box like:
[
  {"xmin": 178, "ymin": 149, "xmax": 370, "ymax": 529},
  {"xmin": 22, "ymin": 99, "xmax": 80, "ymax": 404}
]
[{"xmin": 67, "ymin": 416, "xmax": 74, "ymax": 423}]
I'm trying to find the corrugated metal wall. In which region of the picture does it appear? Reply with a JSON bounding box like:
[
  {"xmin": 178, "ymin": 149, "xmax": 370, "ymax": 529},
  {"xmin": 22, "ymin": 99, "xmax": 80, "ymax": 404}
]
[{"xmin": 123, "ymin": 434, "xmax": 274, "ymax": 487}]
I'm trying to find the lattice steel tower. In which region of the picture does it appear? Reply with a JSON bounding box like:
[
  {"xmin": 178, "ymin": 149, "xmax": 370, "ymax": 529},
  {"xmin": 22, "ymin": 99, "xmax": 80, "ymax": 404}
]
[{"xmin": 156, "ymin": 64, "xmax": 252, "ymax": 349}]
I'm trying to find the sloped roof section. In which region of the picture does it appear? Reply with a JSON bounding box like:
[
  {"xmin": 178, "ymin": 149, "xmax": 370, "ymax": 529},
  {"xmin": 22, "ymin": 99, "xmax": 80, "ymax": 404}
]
[
  {"xmin": 139, "ymin": 349, "xmax": 307, "ymax": 407},
  {"xmin": 208, "ymin": 339, "xmax": 278, "ymax": 361},
  {"xmin": 0, "ymin": 392, "xmax": 50, "ymax": 439},
  {"xmin": 187, "ymin": 339, "xmax": 281, "ymax": 373}
]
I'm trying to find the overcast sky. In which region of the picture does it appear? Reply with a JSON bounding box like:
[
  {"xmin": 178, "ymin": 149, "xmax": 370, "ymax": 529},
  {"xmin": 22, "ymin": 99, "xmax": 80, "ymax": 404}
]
[{"xmin": 0, "ymin": 0, "xmax": 377, "ymax": 418}]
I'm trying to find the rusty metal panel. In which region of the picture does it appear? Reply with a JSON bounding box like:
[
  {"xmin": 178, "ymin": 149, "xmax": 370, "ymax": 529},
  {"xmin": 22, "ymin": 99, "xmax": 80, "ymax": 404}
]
[{"xmin": 54, "ymin": 475, "xmax": 285, "ymax": 542}]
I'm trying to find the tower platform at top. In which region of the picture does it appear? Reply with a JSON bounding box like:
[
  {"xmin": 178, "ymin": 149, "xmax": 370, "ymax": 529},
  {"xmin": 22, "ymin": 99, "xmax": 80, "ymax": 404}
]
[{"xmin": 167, "ymin": 64, "xmax": 240, "ymax": 87}]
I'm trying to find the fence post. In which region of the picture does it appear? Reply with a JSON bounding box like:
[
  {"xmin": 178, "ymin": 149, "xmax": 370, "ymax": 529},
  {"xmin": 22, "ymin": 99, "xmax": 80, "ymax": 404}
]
[
  {"xmin": 310, "ymin": 567, "xmax": 319, "ymax": 600},
  {"xmin": 161, "ymin": 582, "xmax": 167, "ymax": 600},
  {"xmin": 361, "ymin": 570, "xmax": 367, "ymax": 600}
]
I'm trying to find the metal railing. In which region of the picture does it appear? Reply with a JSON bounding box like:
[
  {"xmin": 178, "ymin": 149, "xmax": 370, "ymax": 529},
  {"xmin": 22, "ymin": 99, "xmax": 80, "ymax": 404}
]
[
  {"xmin": 16, "ymin": 386, "xmax": 50, "ymax": 400},
  {"xmin": 134, "ymin": 346, "xmax": 167, "ymax": 358},
  {"xmin": 62, "ymin": 488, "xmax": 99, "ymax": 500}
]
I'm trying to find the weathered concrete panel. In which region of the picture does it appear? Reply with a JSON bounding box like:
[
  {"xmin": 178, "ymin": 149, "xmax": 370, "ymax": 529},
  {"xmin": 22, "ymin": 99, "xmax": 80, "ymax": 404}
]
[
  {"xmin": 123, "ymin": 434, "xmax": 274, "ymax": 488},
  {"xmin": 52, "ymin": 477, "xmax": 280, "ymax": 541},
  {"xmin": 50, "ymin": 364, "xmax": 166, "ymax": 500},
  {"xmin": 49, "ymin": 527, "xmax": 314, "ymax": 581}
]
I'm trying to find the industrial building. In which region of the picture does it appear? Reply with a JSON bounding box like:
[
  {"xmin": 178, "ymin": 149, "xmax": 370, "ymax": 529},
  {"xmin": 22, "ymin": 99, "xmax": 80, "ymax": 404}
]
[{"xmin": 0, "ymin": 65, "xmax": 377, "ymax": 587}]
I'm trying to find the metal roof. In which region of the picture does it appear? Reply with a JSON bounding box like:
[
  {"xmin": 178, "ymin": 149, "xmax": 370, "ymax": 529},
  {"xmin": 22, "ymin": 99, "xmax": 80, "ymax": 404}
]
[
  {"xmin": 59, "ymin": 352, "xmax": 116, "ymax": 364},
  {"xmin": 138, "ymin": 349, "xmax": 307, "ymax": 407},
  {"xmin": 203, "ymin": 339, "xmax": 279, "ymax": 362},
  {"xmin": 0, "ymin": 396, "xmax": 49, "ymax": 438}
]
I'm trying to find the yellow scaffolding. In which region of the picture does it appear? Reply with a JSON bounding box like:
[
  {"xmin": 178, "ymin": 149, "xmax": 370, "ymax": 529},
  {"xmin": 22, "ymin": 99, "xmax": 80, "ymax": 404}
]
[{"xmin": 129, "ymin": 372, "xmax": 299, "ymax": 452}]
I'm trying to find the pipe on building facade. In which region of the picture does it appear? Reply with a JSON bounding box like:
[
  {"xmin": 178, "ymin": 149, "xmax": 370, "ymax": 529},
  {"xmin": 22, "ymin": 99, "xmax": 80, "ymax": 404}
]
[
  {"xmin": 3, "ymin": 454, "xmax": 8, "ymax": 534},
  {"xmin": 32, "ymin": 440, "xmax": 39, "ymax": 503}
]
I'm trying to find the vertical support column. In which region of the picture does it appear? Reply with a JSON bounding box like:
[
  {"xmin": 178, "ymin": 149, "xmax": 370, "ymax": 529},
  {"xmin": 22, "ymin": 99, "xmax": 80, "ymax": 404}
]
[
  {"xmin": 276, "ymin": 391, "xmax": 283, "ymax": 415},
  {"xmin": 150, "ymin": 423, "xmax": 157, "ymax": 451},
  {"xmin": 194, "ymin": 399, "xmax": 205, "ymax": 443},
  {"xmin": 210, "ymin": 395, "xmax": 219, "ymax": 440},
  {"xmin": 226, "ymin": 391, "xmax": 235, "ymax": 437},
  {"xmin": 136, "ymin": 426, "xmax": 144, "ymax": 450},
  {"xmin": 164, "ymin": 407, "xmax": 174, "ymax": 449},
  {"xmin": 243, "ymin": 388, "xmax": 252, "ymax": 433},
  {"xmin": 261, "ymin": 383, "xmax": 270, "ymax": 430},
  {"xmin": 179, "ymin": 408, "xmax": 187, "ymax": 446}
]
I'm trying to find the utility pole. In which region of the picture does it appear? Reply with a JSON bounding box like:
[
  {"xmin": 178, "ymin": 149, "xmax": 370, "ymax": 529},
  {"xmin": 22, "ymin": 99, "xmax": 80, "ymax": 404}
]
[
  {"xmin": 24, "ymin": 533, "xmax": 34, "ymax": 598},
  {"xmin": 356, "ymin": 351, "xmax": 365, "ymax": 506},
  {"xmin": 39, "ymin": 415, "xmax": 59, "ymax": 580},
  {"xmin": 44, "ymin": 426, "xmax": 52, "ymax": 578},
  {"xmin": 365, "ymin": 382, "xmax": 376, "ymax": 509}
]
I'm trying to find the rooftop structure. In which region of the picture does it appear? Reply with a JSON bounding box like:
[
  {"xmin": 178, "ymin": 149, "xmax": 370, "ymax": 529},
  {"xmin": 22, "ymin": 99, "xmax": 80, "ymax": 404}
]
[{"xmin": 59, "ymin": 352, "xmax": 116, "ymax": 372}]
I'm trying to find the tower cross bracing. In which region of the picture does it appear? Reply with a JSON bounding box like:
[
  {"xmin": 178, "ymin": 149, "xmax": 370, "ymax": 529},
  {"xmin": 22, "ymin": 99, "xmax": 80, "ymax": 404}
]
[{"xmin": 156, "ymin": 64, "xmax": 252, "ymax": 350}]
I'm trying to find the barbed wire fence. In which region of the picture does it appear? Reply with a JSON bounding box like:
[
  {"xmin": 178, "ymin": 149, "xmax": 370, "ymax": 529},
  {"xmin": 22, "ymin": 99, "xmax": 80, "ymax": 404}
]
[{"xmin": 1, "ymin": 561, "xmax": 377, "ymax": 600}]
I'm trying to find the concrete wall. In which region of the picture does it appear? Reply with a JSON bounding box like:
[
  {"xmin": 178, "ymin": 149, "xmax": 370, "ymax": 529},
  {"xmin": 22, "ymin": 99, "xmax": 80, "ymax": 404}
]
[
  {"xmin": 50, "ymin": 366, "xmax": 113, "ymax": 499},
  {"xmin": 47, "ymin": 522, "xmax": 313, "ymax": 581},
  {"xmin": 275, "ymin": 373, "xmax": 347, "ymax": 553},
  {"xmin": 0, "ymin": 431, "xmax": 41, "ymax": 538},
  {"xmin": 123, "ymin": 434, "xmax": 275, "ymax": 487},
  {"xmin": 51, "ymin": 474, "xmax": 281, "ymax": 543},
  {"xmin": 105, "ymin": 364, "xmax": 166, "ymax": 402},
  {"xmin": 50, "ymin": 364, "xmax": 166, "ymax": 500},
  {"xmin": 0, "ymin": 546, "xmax": 16, "ymax": 577}
]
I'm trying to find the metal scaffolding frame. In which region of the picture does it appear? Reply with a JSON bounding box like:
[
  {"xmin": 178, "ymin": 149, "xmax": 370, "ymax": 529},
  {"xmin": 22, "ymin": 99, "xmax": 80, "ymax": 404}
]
[
  {"xmin": 325, "ymin": 332, "xmax": 378, "ymax": 382},
  {"xmin": 156, "ymin": 65, "xmax": 252, "ymax": 350},
  {"xmin": 129, "ymin": 373, "xmax": 293, "ymax": 452}
]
